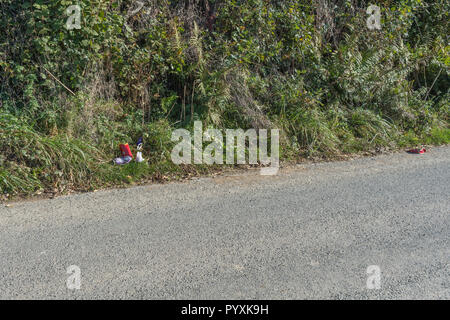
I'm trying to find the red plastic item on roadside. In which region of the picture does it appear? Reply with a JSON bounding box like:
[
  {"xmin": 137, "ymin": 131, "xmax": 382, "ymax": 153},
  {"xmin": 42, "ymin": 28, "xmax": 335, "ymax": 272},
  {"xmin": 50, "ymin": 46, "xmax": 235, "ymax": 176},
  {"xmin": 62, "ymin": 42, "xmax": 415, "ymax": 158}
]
[
  {"xmin": 119, "ymin": 143, "xmax": 133, "ymax": 158},
  {"xmin": 407, "ymin": 147, "xmax": 426, "ymax": 154}
]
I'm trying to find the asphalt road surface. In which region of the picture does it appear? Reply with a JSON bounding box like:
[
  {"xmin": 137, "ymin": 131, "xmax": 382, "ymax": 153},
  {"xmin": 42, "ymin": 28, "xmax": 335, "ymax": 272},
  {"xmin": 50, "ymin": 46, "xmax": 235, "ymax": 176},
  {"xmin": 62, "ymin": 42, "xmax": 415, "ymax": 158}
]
[{"xmin": 1, "ymin": 146, "xmax": 449, "ymax": 299}]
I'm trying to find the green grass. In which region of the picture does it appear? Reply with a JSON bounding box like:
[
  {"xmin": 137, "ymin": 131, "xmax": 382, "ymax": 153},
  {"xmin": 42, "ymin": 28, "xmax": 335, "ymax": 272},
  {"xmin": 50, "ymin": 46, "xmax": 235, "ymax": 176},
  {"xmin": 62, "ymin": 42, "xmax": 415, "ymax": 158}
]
[
  {"xmin": 398, "ymin": 126, "xmax": 450, "ymax": 147},
  {"xmin": 424, "ymin": 127, "xmax": 450, "ymax": 145}
]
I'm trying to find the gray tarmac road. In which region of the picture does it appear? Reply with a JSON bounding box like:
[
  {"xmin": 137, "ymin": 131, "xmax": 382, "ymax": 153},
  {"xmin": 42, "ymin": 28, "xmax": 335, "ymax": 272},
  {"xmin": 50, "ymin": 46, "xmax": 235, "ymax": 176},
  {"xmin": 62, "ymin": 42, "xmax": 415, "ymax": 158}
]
[{"xmin": 0, "ymin": 146, "xmax": 449, "ymax": 299}]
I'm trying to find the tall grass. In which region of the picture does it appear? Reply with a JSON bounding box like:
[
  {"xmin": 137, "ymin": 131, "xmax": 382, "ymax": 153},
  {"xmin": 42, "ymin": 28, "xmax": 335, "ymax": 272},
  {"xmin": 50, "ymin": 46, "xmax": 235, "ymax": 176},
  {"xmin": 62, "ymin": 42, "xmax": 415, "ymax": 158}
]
[{"xmin": 0, "ymin": 113, "xmax": 101, "ymax": 194}]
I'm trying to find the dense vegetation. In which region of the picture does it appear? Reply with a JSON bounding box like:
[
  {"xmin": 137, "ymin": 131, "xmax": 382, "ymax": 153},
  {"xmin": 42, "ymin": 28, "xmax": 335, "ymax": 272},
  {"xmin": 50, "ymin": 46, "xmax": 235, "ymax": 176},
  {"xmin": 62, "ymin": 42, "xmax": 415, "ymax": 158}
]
[{"xmin": 1, "ymin": 0, "xmax": 448, "ymax": 197}]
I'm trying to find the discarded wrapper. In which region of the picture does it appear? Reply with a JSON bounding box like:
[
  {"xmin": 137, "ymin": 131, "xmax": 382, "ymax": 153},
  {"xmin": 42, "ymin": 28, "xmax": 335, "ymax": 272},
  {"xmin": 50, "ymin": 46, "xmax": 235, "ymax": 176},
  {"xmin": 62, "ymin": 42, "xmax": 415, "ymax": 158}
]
[
  {"xmin": 136, "ymin": 152, "xmax": 144, "ymax": 163},
  {"xmin": 113, "ymin": 156, "xmax": 132, "ymax": 165},
  {"xmin": 119, "ymin": 143, "xmax": 133, "ymax": 158},
  {"xmin": 135, "ymin": 137, "xmax": 145, "ymax": 163},
  {"xmin": 407, "ymin": 147, "xmax": 426, "ymax": 154},
  {"xmin": 113, "ymin": 143, "xmax": 134, "ymax": 165}
]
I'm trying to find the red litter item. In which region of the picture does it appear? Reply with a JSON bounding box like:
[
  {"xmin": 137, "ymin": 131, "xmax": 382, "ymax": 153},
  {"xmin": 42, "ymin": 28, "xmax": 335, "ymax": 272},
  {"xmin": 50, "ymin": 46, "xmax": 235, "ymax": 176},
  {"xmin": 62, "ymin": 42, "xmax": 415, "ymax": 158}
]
[
  {"xmin": 407, "ymin": 147, "xmax": 426, "ymax": 154},
  {"xmin": 119, "ymin": 143, "xmax": 133, "ymax": 158}
]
